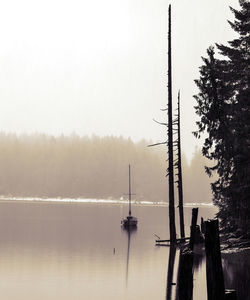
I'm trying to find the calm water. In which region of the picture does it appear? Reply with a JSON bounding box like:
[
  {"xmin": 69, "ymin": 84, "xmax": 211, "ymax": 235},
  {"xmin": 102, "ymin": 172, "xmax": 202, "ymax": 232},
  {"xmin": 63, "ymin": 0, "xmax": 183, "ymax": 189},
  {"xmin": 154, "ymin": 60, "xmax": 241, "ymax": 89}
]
[{"xmin": 0, "ymin": 200, "xmax": 248, "ymax": 300}]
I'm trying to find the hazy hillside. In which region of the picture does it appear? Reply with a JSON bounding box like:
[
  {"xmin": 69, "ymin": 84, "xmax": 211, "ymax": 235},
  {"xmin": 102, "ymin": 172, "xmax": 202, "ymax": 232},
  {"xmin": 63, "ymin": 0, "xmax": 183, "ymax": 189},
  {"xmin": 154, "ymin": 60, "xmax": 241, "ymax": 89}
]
[{"xmin": 0, "ymin": 132, "xmax": 212, "ymax": 202}]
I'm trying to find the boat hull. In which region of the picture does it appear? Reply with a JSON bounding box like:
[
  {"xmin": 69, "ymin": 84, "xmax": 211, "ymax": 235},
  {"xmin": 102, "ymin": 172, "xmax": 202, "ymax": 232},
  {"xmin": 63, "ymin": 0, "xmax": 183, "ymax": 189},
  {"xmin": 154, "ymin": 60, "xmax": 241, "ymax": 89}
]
[{"xmin": 121, "ymin": 216, "xmax": 138, "ymax": 228}]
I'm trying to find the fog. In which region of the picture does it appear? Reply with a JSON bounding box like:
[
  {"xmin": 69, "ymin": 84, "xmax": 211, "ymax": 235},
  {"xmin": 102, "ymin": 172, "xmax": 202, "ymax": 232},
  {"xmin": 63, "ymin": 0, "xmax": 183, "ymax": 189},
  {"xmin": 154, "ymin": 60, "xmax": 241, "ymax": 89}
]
[
  {"xmin": 0, "ymin": 0, "xmax": 240, "ymax": 161},
  {"xmin": 0, "ymin": 133, "xmax": 212, "ymax": 202}
]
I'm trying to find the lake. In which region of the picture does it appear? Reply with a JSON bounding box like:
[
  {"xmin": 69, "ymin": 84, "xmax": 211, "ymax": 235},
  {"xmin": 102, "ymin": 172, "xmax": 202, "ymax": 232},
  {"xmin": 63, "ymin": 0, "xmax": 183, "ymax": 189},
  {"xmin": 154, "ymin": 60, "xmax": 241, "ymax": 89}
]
[{"xmin": 0, "ymin": 199, "xmax": 249, "ymax": 300}]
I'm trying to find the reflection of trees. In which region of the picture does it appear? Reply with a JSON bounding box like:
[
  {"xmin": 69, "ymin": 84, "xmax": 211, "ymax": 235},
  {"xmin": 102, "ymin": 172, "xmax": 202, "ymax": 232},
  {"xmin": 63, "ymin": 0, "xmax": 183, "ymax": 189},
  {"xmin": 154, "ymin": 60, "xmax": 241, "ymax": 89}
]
[
  {"xmin": 175, "ymin": 249, "xmax": 193, "ymax": 300},
  {"xmin": 164, "ymin": 246, "xmax": 202, "ymax": 300},
  {"xmin": 193, "ymin": 244, "xmax": 205, "ymax": 271},
  {"xmin": 166, "ymin": 246, "xmax": 177, "ymax": 300},
  {"xmin": 222, "ymin": 252, "xmax": 250, "ymax": 300}
]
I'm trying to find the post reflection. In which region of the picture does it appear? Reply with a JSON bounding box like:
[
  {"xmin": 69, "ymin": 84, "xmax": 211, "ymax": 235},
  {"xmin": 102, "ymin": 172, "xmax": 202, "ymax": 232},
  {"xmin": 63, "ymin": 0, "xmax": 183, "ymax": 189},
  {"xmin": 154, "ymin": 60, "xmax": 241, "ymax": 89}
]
[
  {"xmin": 122, "ymin": 226, "xmax": 137, "ymax": 288},
  {"xmin": 166, "ymin": 245, "xmax": 177, "ymax": 300},
  {"xmin": 193, "ymin": 244, "xmax": 205, "ymax": 271},
  {"xmin": 175, "ymin": 248, "xmax": 194, "ymax": 300}
]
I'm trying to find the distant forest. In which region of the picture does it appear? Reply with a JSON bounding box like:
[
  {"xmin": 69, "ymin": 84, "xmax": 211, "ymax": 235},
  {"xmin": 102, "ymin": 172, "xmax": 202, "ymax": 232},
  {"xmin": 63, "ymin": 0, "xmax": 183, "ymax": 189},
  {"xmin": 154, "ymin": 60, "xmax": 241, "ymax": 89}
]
[{"xmin": 0, "ymin": 132, "xmax": 212, "ymax": 202}]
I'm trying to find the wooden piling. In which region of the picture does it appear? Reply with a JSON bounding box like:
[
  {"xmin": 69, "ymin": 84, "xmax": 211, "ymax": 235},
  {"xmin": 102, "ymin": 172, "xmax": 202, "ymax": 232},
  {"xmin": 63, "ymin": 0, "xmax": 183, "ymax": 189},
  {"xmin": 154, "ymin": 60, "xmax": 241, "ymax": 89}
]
[
  {"xmin": 189, "ymin": 208, "xmax": 198, "ymax": 250},
  {"xmin": 176, "ymin": 248, "xmax": 193, "ymax": 300},
  {"xmin": 205, "ymin": 219, "xmax": 225, "ymax": 300},
  {"xmin": 201, "ymin": 217, "xmax": 205, "ymax": 234}
]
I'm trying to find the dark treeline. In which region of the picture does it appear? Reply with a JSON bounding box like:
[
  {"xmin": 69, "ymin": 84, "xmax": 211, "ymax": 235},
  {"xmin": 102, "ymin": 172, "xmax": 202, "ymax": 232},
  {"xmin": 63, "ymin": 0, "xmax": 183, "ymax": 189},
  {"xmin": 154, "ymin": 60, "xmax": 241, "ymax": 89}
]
[
  {"xmin": 194, "ymin": 1, "xmax": 249, "ymax": 234},
  {"xmin": 0, "ymin": 132, "xmax": 211, "ymax": 202}
]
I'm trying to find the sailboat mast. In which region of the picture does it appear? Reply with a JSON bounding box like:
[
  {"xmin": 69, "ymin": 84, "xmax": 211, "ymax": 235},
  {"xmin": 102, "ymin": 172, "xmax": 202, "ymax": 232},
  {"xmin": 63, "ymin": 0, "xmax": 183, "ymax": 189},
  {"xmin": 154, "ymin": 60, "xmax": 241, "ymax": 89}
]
[
  {"xmin": 129, "ymin": 164, "xmax": 131, "ymax": 216},
  {"xmin": 168, "ymin": 5, "xmax": 176, "ymax": 244}
]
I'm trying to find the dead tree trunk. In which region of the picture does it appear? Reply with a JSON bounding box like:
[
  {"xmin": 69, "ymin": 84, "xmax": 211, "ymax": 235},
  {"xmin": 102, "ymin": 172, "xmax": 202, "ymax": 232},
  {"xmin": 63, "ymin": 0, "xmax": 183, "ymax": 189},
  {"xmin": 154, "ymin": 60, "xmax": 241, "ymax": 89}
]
[
  {"xmin": 177, "ymin": 91, "xmax": 185, "ymax": 239},
  {"xmin": 167, "ymin": 4, "xmax": 176, "ymax": 245},
  {"xmin": 189, "ymin": 208, "xmax": 198, "ymax": 250}
]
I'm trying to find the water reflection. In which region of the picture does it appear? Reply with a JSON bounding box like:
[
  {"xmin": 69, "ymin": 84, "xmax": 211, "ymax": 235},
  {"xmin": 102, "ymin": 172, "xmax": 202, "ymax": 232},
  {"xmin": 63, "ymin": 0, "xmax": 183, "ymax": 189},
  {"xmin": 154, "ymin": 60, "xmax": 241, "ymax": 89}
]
[
  {"xmin": 193, "ymin": 244, "xmax": 205, "ymax": 271},
  {"xmin": 0, "ymin": 201, "xmax": 248, "ymax": 300},
  {"xmin": 175, "ymin": 248, "xmax": 193, "ymax": 300},
  {"xmin": 222, "ymin": 250, "xmax": 250, "ymax": 300},
  {"xmin": 122, "ymin": 226, "xmax": 137, "ymax": 288},
  {"xmin": 166, "ymin": 246, "xmax": 177, "ymax": 300},
  {"xmin": 165, "ymin": 244, "xmax": 205, "ymax": 300}
]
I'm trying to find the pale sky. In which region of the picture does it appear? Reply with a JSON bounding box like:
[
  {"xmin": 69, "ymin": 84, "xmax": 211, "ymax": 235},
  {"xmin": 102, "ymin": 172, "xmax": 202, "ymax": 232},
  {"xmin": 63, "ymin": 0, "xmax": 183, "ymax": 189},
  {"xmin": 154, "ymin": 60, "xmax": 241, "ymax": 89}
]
[{"xmin": 0, "ymin": 0, "xmax": 239, "ymax": 160}]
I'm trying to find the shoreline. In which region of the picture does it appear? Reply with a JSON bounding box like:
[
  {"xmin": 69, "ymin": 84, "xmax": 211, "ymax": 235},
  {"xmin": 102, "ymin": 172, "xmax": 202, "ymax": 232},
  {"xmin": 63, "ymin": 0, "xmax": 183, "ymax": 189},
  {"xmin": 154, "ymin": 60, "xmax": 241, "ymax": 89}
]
[{"xmin": 0, "ymin": 196, "xmax": 214, "ymax": 207}]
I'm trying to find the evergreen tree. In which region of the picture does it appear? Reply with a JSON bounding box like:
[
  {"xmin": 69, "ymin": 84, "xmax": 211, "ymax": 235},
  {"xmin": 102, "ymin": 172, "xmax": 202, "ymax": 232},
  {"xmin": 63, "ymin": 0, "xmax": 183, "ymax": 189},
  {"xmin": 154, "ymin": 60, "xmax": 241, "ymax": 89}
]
[{"xmin": 194, "ymin": 0, "xmax": 250, "ymax": 235}]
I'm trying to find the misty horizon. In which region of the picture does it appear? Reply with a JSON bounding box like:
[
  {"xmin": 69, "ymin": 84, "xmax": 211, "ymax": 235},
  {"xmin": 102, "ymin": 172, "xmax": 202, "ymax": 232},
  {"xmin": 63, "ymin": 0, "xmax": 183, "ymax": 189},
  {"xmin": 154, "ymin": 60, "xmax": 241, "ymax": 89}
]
[
  {"xmin": 0, "ymin": 130, "xmax": 202, "ymax": 162},
  {"xmin": 0, "ymin": 132, "xmax": 212, "ymax": 202}
]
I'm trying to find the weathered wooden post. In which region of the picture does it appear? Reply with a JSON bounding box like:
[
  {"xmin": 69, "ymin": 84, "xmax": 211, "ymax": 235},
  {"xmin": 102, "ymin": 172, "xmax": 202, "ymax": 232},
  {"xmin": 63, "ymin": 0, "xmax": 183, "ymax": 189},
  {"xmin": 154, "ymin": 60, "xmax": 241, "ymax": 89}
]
[
  {"xmin": 176, "ymin": 248, "xmax": 193, "ymax": 300},
  {"xmin": 189, "ymin": 208, "xmax": 198, "ymax": 250},
  {"xmin": 205, "ymin": 219, "xmax": 225, "ymax": 300},
  {"xmin": 201, "ymin": 217, "xmax": 205, "ymax": 234}
]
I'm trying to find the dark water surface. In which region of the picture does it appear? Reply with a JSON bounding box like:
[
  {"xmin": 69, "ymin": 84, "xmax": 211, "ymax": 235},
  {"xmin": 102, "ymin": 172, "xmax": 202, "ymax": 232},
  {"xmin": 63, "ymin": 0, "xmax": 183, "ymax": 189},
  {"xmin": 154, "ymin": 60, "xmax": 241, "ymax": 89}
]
[{"xmin": 0, "ymin": 200, "xmax": 248, "ymax": 300}]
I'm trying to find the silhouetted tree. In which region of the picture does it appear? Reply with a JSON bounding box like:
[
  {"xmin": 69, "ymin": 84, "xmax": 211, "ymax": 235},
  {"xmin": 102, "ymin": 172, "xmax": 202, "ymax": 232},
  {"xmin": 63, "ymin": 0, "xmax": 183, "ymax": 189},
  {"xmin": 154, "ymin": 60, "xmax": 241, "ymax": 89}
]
[
  {"xmin": 194, "ymin": 0, "xmax": 250, "ymax": 235},
  {"xmin": 175, "ymin": 91, "xmax": 185, "ymax": 238},
  {"xmin": 167, "ymin": 5, "xmax": 176, "ymax": 244}
]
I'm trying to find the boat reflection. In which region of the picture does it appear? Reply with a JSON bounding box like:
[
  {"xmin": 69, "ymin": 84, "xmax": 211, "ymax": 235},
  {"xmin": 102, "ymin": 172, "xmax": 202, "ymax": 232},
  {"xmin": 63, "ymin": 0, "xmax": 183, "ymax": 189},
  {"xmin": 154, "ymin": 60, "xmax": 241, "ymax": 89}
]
[{"xmin": 122, "ymin": 226, "xmax": 137, "ymax": 288}]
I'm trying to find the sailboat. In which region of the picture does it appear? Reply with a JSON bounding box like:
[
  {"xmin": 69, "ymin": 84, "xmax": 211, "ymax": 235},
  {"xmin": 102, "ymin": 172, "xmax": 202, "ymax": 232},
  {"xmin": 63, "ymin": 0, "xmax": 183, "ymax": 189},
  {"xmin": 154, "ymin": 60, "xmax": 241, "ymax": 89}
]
[{"xmin": 121, "ymin": 165, "xmax": 138, "ymax": 228}]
